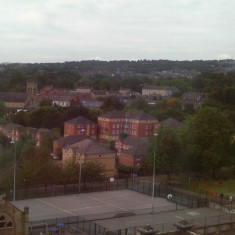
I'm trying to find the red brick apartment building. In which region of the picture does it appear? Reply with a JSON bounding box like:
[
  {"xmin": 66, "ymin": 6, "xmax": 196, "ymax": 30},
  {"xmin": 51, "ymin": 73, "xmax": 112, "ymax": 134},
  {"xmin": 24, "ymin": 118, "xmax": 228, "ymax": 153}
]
[
  {"xmin": 64, "ymin": 116, "xmax": 97, "ymax": 139},
  {"xmin": 98, "ymin": 110, "xmax": 159, "ymax": 141}
]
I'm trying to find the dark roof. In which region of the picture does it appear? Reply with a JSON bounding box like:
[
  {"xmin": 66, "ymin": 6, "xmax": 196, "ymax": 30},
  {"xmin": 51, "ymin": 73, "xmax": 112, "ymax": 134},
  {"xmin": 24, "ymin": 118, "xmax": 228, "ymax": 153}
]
[
  {"xmin": 122, "ymin": 144, "xmax": 148, "ymax": 158},
  {"xmin": 0, "ymin": 92, "xmax": 28, "ymax": 102},
  {"xmin": 54, "ymin": 135, "xmax": 88, "ymax": 147},
  {"xmin": 37, "ymin": 128, "xmax": 60, "ymax": 138},
  {"xmin": 3, "ymin": 123, "xmax": 24, "ymax": 131},
  {"xmin": 120, "ymin": 136, "xmax": 149, "ymax": 146},
  {"xmin": 70, "ymin": 139, "xmax": 115, "ymax": 155},
  {"xmin": 160, "ymin": 118, "xmax": 182, "ymax": 129},
  {"xmin": 182, "ymin": 92, "xmax": 204, "ymax": 100},
  {"xmin": 130, "ymin": 111, "xmax": 158, "ymax": 121},
  {"xmin": 65, "ymin": 116, "xmax": 96, "ymax": 125},
  {"xmin": 99, "ymin": 110, "xmax": 126, "ymax": 119}
]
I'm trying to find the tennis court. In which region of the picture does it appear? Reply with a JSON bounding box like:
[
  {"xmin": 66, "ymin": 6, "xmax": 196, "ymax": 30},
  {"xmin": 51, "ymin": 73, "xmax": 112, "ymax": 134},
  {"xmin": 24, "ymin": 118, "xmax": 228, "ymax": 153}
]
[
  {"xmin": 14, "ymin": 189, "xmax": 181, "ymax": 222},
  {"xmin": 13, "ymin": 189, "xmax": 235, "ymax": 235}
]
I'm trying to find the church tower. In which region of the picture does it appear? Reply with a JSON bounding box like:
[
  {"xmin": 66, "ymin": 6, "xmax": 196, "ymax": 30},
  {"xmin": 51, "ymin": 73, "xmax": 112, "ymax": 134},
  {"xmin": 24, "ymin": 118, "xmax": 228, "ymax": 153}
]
[{"xmin": 26, "ymin": 81, "xmax": 37, "ymax": 95}]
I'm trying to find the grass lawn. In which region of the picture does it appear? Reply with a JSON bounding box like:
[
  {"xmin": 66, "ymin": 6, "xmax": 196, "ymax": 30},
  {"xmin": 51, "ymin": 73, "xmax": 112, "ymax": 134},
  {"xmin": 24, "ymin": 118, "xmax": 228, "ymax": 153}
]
[{"xmin": 180, "ymin": 179, "xmax": 235, "ymax": 197}]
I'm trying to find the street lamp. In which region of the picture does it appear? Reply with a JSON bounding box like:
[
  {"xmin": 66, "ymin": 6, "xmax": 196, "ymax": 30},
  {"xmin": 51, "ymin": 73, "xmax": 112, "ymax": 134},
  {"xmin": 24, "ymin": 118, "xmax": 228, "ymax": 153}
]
[
  {"xmin": 151, "ymin": 133, "xmax": 157, "ymax": 214},
  {"xmin": 10, "ymin": 140, "xmax": 16, "ymax": 203},
  {"xmin": 77, "ymin": 153, "xmax": 85, "ymax": 193}
]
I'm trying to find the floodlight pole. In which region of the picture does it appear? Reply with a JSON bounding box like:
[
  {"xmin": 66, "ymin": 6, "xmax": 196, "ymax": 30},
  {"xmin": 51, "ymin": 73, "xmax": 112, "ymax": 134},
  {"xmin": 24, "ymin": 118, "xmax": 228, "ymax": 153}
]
[
  {"xmin": 79, "ymin": 159, "xmax": 82, "ymax": 193},
  {"xmin": 11, "ymin": 140, "xmax": 16, "ymax": 203},
  {"xmin": 151, "ymin": 133, "xmax": 157, "ymax": 214},
  {"xmin": 78, "ymin": 129, "xmax": 85, "ymax": 194}
]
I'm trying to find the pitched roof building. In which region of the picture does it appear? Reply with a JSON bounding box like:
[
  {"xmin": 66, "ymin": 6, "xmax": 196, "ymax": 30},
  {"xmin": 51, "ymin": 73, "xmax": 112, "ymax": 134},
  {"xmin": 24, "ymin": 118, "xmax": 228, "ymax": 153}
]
[
  {"xmin": 142, "ymin": 85, "xmax": 179, "ymax": 97},
  {"xmin": 181, "ymin": 92, "xmax": 206, "ymax": 110},
  {"xmin": 64, "ymin": 116, "xmax": 97, "ymax": 139},
  {"xmin": 115, "ymin": 136, "xmax": 149, "ymax": 169},
  {"xmin": 98, "ymin": 110, "xmax": 159, "ymax": 141},
  {"xmin": 160, "ymin": 118, "xmax": 182, "ymax": 129},
  {"xmin": 63, "ymin": 138, "xmax": 116, "ymax": 177},
  {"xmin": 0, "ymin": 92, "xmax": 32, "ymax": 110}
]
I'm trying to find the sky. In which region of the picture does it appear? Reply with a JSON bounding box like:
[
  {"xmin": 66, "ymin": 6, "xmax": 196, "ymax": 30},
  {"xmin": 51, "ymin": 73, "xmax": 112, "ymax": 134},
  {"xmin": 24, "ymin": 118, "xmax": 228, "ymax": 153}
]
[{"xmin": 0, "ymin": 0, "xmax": 235, "ymax": 63}]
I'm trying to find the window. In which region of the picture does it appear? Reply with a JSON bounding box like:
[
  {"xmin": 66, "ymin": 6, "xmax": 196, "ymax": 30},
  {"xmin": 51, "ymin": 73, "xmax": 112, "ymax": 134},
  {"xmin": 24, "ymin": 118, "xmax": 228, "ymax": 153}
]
[{"xmin": 0, "ymin": 215, "xmax": 13, "ymax": 229}]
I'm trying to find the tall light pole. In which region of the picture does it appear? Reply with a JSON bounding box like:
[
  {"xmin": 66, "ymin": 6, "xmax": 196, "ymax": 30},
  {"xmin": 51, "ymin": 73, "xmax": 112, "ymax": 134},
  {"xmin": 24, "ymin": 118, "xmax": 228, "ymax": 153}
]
[
  {"xmin": 11, "ymin": 140, "xmax": 16, "ymax": 203},
  {"xmin": 151, "ymin": 133, "xmax": 157, "ymax": 214},
  {"xmin": 78, "ymin": 131, "xmax": 85, "ymax": 194},
  {"xmin": 77, "ymin": 154, "xmax": 84, "ymax": 193}
]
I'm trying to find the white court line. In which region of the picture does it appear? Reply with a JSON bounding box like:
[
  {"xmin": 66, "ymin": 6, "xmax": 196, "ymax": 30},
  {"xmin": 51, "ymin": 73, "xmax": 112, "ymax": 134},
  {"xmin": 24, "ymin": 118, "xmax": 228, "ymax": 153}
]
[
  {"xmin": 70, "ymin": 205, "xmax": 102, "ymax": 211},
  {"xmin": 175, "ymin": 215, "xmax": 184, "ymax": 220},
  {"xmin": 38, "ymin": 199, "xmax": 76, "ymax": 216},
  {"xmin": 85, "ymin": 194, "xmax": 128, "ymax": 212}
]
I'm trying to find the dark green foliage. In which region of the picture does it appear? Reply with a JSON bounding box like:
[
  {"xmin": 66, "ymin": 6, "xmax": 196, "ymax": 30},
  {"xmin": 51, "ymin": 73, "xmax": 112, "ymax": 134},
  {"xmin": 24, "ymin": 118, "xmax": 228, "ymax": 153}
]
[
  {"xmin": 180, "ymin": 107, "xmax": 234, "ymax": 177},
  {"xmin": 101, "ymin": 96, "xmax": 124, "ymax": 112},
  {"xmin": 146, "ymin": 127, "xmax": 182, "ymax": 180}
]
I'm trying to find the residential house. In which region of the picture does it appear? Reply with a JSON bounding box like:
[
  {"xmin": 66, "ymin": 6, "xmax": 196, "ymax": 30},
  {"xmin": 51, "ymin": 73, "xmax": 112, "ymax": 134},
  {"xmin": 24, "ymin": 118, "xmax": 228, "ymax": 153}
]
[
  {"xmin": 128, "ymin": 112, "xmax": 159, "ymax": 138},
  {"xmin": 0, "ymin": 123, "xmax": 25, "ymax": 141},
  {"xmin": 115, "ymin": 136, "xmax": 149, "ymax": 152},
  {"xmin": 38, "ymin": 87, "xmax": 65, "ymax": 100},
  {"xmin": 82, "ymin": 100, "xmax": 103, "ymax": 109},
  {"xmin": 115, "ymin": 136, "xmax": 149, "ymax": 169},
  {"xmin": 64, "ymin": 116, "xmax": 97, "ymax": 139},
  {"xmin": 91, "ymin": 90, "xmax": 107, "ymax": 99},
  {"xmin": 142, "ymin": 85, "xmax": 179, "ymax": 98},
  {"xmin": 0, "ymin": 92, "xmax": 32, "ymax": 111},
  {"xmin": 98, "ymin": 110, "xmax": 159, "ymax": 141},
  {"xmin": 119, "ymin": 88, "xmax": 131, "ymax": 96},
  {"xmin": 160, "ymin": 118, "xmax": 182, "ymax": 129},
  {"xmin": 76, "ymin": 87, "xmax": 91, "ymax": 94},
  {"xmin": 181, "ymin": 92, "xmax": 206, "ymax": 110},
  {"xmin": 98, "ymin": 110, "xmax": 126, "ymax": 141},
  {"xmin": 35, "ymin": 128, "xmax": 60, "ymax": 147},
  {"xmin": 24, "ymin": 127, "xmax": 38, "ymax": 139},
  {"xmin": 52, "ymin": 95, "xmax": 79, "ymax": 107},
  {"xmin": 53, "ymin": 135, "xmax": 88, "ymax": 156},
  {"xmin": 118, "ymin": 145, "xmax": 148, "ymax": 169},
  {"xmin": 63, "ymin": 138, "xmax": 116, "ymax": 177}
]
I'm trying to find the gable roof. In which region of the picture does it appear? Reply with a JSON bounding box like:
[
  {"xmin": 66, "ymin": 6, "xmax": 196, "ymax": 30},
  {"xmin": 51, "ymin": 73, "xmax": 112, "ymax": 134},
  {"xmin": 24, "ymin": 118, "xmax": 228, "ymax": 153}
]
[
  {"xmin": 55, "ymin": 135, "xmax": 89, "ymax": 147},
  {"xmin": 122, "ymin": 144, "xmax": 148, "ymax": 158},
  {"xmin": 130, "ymin": 111, "xmax": 158, "ymax": 121},
  {"xmin": 65, "ymin": 116, "xmax": 96, "ymax": 125},
  {"xmin": 70, "ymin": 139, "xmax": 115, "ymax": 155},
  {"xmin": 0, "ymin": 92, "xmax": 28, "ymax": 102},
  {"xmin": 3, "ymin": 123, "xmax": 24, "ymax": 131},
  {"xmin": 99, "ymin": 110, "xmax": 126, "ymax": 119},
  {"xmin": 119, "ymin": 136, "xmax": 149, "ymax": 146},
  {"xmin": 160, "ymin": 118, "xmax": 182, "ymax": 129}
]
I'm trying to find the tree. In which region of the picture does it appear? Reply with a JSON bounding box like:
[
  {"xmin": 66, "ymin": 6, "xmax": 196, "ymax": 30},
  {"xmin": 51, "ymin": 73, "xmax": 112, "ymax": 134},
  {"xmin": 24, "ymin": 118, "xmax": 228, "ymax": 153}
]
[
  {"xmin": 83, "ymin": 160, "xmax": 105, "ymax": 183},
  {"xmin": 146, "ymin": 127, "xmax": 181, "ymax": 183},
  {"xmin": 101, "ymin": 96, "xmax": 124, "ymax": 112},
  {"xmin": 127, "ymin": 96, "xmax": 148, "ymax": 112},
  {"xmin": 39, "ymin": 99, "xmax": 52, "ymax": 107},
  {"xmin": 180, "ymin": 107, "xmax": 234, "ymax": 178}
]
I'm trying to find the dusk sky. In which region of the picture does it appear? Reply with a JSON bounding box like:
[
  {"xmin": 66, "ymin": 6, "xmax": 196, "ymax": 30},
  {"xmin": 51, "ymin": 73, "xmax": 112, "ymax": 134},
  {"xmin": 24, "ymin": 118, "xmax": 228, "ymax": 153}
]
[{"xmin": 0, "ymin": 0, "xmax": 234, "ymax": 63}]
